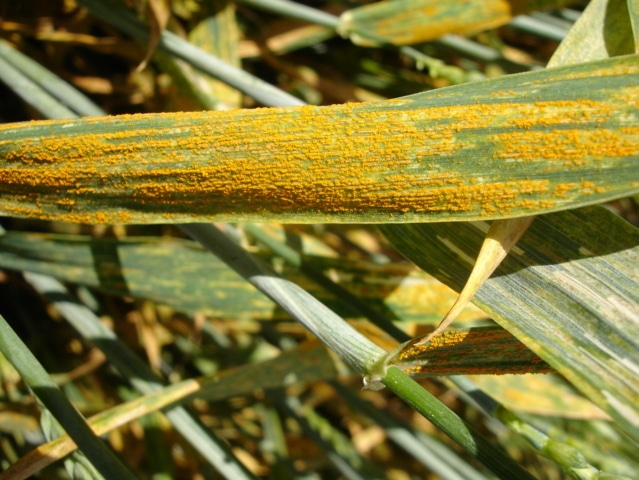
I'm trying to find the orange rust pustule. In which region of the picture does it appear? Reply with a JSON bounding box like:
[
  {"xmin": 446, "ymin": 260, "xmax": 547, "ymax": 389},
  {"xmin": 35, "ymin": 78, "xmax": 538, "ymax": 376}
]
[
  {"xmin": 1, "ymin": 61, "xmax": 638, "ymax": 225},
  {"xmin": 395, "ymin": 327, "xmax": 554, "ymax": 376}
]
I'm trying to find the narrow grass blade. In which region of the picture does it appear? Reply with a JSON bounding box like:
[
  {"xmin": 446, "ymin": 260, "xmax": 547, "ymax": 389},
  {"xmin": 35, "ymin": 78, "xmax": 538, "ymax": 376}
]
[
  {"xmin": 0, "ymin": 40, "xmax": 105, "ymax": 117},
  {"xmin": 380, "ymin": 205, "xmax": 639, "ymax": 441},
  {"xmin": 76, "ymin": 0, "xmax": 304, "ymax": 107},
  {"xmin": 0, "ymin": 55, "xmax": 75, "ymax": 120},
  {"xmin": 236, "ymin": 0, "xmax": 339, "ymax": 28},
  {"xmin": 382, "ymin": 367, "xmax": 536, "ymax": 480},
  {"xmin": 22, "ymin": 272, "xmax": 257, "ymax": 480},
  {"xmin": 1, "ymin": 55, "xmax": 638, "ymax": 225},
  {"xmin": 338, "ymin": 0, "xmax": 574, "ymax": 46},
  {"xmin": 0, "ymin": 314, "xmax": 137, "ymax": 480},
  {"xmin": 434, "ymin": 34, "xmax": 533, "ymax": 74},
  {"xmin": 3, "ymin": 341, "xmax": 337, "ymax": 480},
  {"xmin": 507, "ymin": 14, "xmax": 569, "ymax": 42}
]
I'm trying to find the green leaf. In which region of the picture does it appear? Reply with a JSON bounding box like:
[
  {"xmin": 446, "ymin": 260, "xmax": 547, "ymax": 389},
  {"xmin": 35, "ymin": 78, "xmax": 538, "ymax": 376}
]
[
  {"xmin": 1, "ymin": 55, "xmax": 638, "ymax": 225},
  {"xmin": 550, "ymin": 0, "xmax": 635, "ymax": 66},
  {"xmin": 382, "ymin": 367, "xmax": 536, "ymax": 480},
  {"xmin": 0, "ymin": 231, "xmax": 485, "ymax": 324},
  {"xmin": 380, "ymin": 206, "xmax": 639, "ymax": 441}
]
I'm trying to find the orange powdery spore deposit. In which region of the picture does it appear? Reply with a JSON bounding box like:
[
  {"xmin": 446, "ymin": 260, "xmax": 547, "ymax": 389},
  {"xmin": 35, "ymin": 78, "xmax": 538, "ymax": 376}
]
[
  {"xmin": 396, "ymin": 328, "xmax": 514, "ymax": 359},
  {"xmin": 125, "ymin": 103, "xmax": 548, "ymax": 218},
  {"xmin": 396, "ymin": 328, "xmax": 553, "ymax": 376},
  {"xmin": 508, "ymin": 100, "xmax": 614, "ymax": 128},
  {"xmin": 0, "ymin": 92, "xmax": 636, "ymax": 224},
  {"xmin": 493, "ymin": 128, "xmax": 638, "ymax": 162},
  {"xmin": 558, "ymin": 61, "xmax": 639, "ymax": 81}
]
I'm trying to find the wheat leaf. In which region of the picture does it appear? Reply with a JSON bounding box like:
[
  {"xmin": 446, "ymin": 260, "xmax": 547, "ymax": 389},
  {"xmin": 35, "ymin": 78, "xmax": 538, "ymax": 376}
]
[
  {"xmin": 380, "ymin": 205, "xmax": 639, "ymax": 441},
  {"xmin": 0, "ymin": 55, "xmax": 637, "ymax": 225},
  {"xmin": 338, "ymin": 0, "xmax": 574, "ymax": 46}
]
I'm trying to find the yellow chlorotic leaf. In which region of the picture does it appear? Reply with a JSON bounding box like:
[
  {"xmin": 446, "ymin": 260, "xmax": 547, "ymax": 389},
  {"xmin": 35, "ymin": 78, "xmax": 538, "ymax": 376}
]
[{"xmin": 339, "ymin": 0, "xmax": 574, "ymax": 46}]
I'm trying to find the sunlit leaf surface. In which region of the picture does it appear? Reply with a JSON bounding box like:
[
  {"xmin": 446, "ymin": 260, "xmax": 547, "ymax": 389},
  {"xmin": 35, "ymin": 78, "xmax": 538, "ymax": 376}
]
[
  {"xmin": 381, "ymin": 206, "xmax": 639, "ymax": 440},
  {"xmin": 1, "ymin": 56, "xmax": 637, "ymax": 224}
]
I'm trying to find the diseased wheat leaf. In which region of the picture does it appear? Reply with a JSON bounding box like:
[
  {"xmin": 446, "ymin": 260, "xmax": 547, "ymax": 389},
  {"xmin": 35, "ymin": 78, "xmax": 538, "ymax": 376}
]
[
  {"xmin": 0, "ymin": 55, "xmax": 638, "ymax": 225},
  {"xmin": 392, "ymin": 326, "xmax": 552, "ymax": 376}
]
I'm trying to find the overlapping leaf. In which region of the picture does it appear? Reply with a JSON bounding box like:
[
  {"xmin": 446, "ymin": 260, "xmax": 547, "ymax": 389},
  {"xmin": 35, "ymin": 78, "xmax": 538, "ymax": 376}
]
[
  {"xmin": 0, "ymin": 231, "xmax": 486, "ymax": 324},
  {"xmin": 381, "ymin": 205, "xmax": 639, "ymax": 440}
]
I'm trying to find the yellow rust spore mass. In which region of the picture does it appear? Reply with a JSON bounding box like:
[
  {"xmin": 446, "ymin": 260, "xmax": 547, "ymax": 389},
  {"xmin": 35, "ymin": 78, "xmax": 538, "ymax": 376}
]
[
  {"xmin": 0, "ymin": 56, "xmax": 638, "ymax": 224},
  {"xmin": 394, "ymin": 327, "xmax": 553, "ymax": 376}
]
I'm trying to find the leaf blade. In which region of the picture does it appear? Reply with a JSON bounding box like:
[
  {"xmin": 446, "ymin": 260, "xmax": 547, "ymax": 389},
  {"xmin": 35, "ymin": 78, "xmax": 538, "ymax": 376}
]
[
  {"xmin": 338, "ymin": 0, "xmax": 573, "ymax": 46},
  {"xmin": 1, "ymin": 56, "xmax": 638, "ymax": 225},
  {"xmin": 380, "ymin": 206, "xmax": 639, "ymax": 441}
]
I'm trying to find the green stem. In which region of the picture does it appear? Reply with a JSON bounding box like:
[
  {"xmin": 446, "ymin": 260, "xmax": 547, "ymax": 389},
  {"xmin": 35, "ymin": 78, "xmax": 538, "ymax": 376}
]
[{"xmin": 383, "ymin": 366, "xmax": 536, "ymax": 480}]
